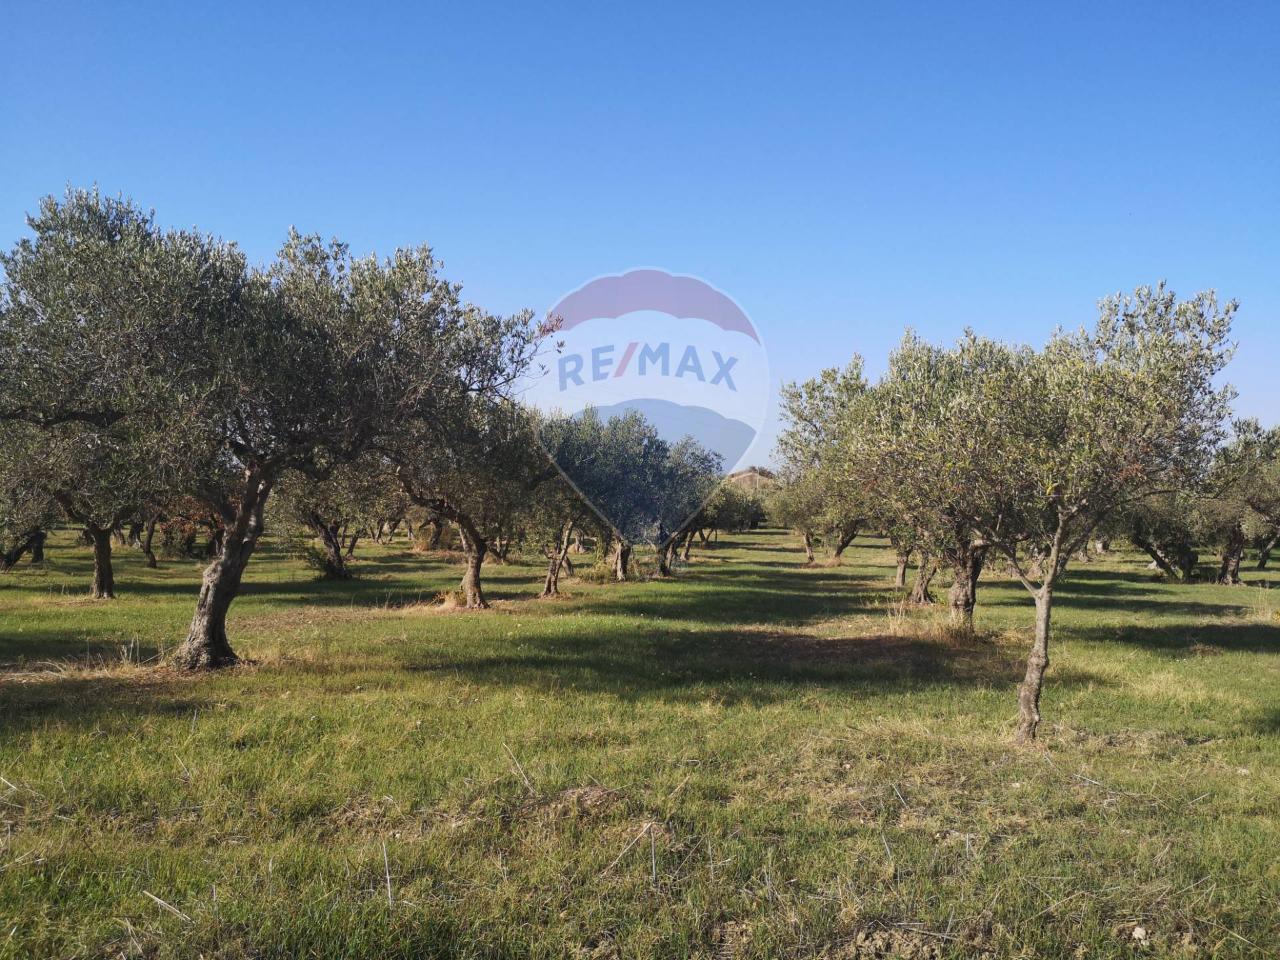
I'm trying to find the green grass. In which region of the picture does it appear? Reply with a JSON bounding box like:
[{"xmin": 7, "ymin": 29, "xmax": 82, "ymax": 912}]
[{"xmin": 1, "ymin": 529, "xmax": 1278, "ymax": 959}]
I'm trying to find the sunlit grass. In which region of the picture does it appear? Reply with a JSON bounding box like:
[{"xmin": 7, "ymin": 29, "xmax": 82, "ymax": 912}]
[{"xmin": 1, "ymin": 529, "xmax": 1277, "ymax": 958}]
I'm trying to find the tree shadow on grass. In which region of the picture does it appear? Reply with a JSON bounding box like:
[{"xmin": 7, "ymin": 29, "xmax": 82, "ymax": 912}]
[
  {"xmin": 1250, "ymin": 706, "xmax": 1280, "ymax": 735},
  {"xmin": 0, "ymin": 549, "xmax": 546, "ymax": 665},
  {"xmin": 583, "ymin": 570, "xmax": 885, "ymax": 627},
  {"xmin": 399, "ymin": 622, "xmax": 1108, "ymax": 706},
  {"xmin": 1074, "ymin": 619, "xmax": 1280, "ymax": 656},
  {"xmin": 971, "ymin": 566, "xmax": 1262, "ymax": 621},
  {"xmin": 0, "ymin": 625, "xmax": 179, "ymax": 665},
  {"xmin": 0, "ymin": 672, "xmax": 209, "ymax": 735}
]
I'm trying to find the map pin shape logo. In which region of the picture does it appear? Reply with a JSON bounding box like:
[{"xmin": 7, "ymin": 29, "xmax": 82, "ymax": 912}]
[{"xmin": 526, "ymin": 269, "xmax": 770, "ymax": 547}]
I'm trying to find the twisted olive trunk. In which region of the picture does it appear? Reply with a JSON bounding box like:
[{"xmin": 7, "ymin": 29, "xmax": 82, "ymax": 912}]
[
  {"xmin": 1258, "ymin": 530, "xmax": 1279, "ymax": 571},
  {"xmin": 459, "ymin": 532, "xmax": 488, "ymax": 609},
  {"xmin": 656, "ymin": 536, "xmax": 676, "ymax": 577},
  {"xmin": 612, "ymin": 541, "xmax": 632, "ymax": 582},
  {"xmin": 1216, "ymin": 525, "xmax": 1245, "ymax": 585},
  {"xmin": 1131, "ymin": 525, "xmax": 1196, "ymax": 582},
  {"xmin": 1, "ymin": 531, "xmax": 39, "ymax": 572},
  {"xmin": 894, "ymin": 550, "xmax": 910, "ymax": 589},
  {"xmin": 800, "ymin": 530, "xmax": 815, "ymax": 564},
  {"xmin": 308, "ymin": 514, "xmax": 349, "ymax": 579},
  {"xmin": 87, "ymin": 523, "xmax": 116, "ymax": 599},
  {"xmin": 1015, "ymin": 588, "xmax": 1053, "ymax": 742},
  {"xmin": 1012, "ymin": 518, "xmax": 1072, "ymax": 743},
  {"xmin": 140, "ymin": 518, "xmax": 158, "ymax": 568},
  {"xmin": 444, "ymin": 516, "xmax": 491, "ymax": 609},
  {"xmin": 30, "ymin": 530, "xmax": 45, "ymax": 565},
  {"xmin": 172, "ymin": 470, "xmax": 273, "ymax": 670},
  {"xmin": 947, "ymin": 545, "xmax": 987, "ymax": 630},
  {"xmin": 910, "ymin": 557, "xmax": 937, "ymax": 605},
  {"xmin": 541, "ymin": 521, "xmax": 575, "ymax": 598},
  {"xmin": 830, "ymin": 524, "xmax": 860, "ymax": 563}
]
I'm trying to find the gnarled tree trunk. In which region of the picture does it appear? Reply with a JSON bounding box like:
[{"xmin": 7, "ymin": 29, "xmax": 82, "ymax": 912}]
[
  {"xmin": 172, "ymin": 470, "xmax": 273, "ymax": 670},
  {"xmin": 140, "ymin": 517, "xmax": 158, "ymax": 568},
  {"xmin": 1, "ymin": 531, "xmax": 38, "ymax": 572},
  {"xmin": 800, "ymin": 530, "xmax": 815, "ymax": 564},
  {"xmin": 1216, "ymin": 525, "xmax": 1245, "ymax": 585},
  {"xmin": 1258, "ymin": 530, "xmax": 1279, "ymax": 571},
  {"xmin": 910, "ymin": 557, "xmax": 937, "ymax": 605},
  {"xmin": 491, "ymin": 536, "xmax": 511, "ymax": 564},
  {"xmin": 947, "ymin": 545, "xmax": 987, "ymax": 629},
  {"xmin": 541, "ymin": 521, "xmax": 575, "ymax": 598},
  {"xmin": 656, "ymin": 536, "xmax": 681, "ymax": 577},
  {"xmin": 30, "ymin": 530, "xmax": 45, "ymax": 565},
  {"xmin": 893, "ymin": 550, "xmax": 910, "ymax": 588},
  {"xmin": 1015, "ymin": 588, "xmax": 1053, "ymax": 742},
  {"xmin": 830, "ymin": 523, "xmax": 860, "ymax": 563},
  {"xmin": 457, "ymin": 525, "xmax": 489, "ymax": 608},
  {"xmin": 1131, "ymin": 524, "xmax": 1196, "ymax": 582},
  {"xmin": 612, "ymin": 540, "xmax": 632, "ymax": 582},
  {"xmin": 308, "ymin": 513, "xmax": 350, "ymax": 579},
  {"xmin": 87, "ymin": 523, "xmax": 115, "ymax": 599}
]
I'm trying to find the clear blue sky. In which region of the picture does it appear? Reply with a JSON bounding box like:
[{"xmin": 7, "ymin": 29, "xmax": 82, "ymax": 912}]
[{"xmin": 3, "ymin": 1, "xmax": 1276, "ymax": 461}]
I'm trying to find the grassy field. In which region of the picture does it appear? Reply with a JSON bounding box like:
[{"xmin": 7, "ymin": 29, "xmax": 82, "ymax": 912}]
[{"xmin": 1, "ymin": 528, "xmax": 1278, "ymax": 959}]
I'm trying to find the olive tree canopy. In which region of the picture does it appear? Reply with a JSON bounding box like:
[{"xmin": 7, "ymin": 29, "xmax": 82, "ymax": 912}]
[
  {"xmin": 0, "ymin": 189, "xmax": 240, "ymax": 595},
  {"xmin": 775, "ymin": 359, "xmax": 869, "ymax": 563},
  {"xmin": 842, "ymin": 335, "xmax": 1002, "ymax": 626},
  {"xmin": 172, "ymin": 233, "xmax": 545, "ymax": 666},
  {"xmin": 948, "ymin": 285, "xmax": 1236, "ymax": 740}
]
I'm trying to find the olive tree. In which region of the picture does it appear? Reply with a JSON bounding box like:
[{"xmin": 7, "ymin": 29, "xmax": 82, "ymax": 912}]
[
  {"xmin": 951, "ymin": 285, "xmax": 1235, "ymax": 740},
  {"xmin": 1120, "ymin": 427, "xmax": 1277, "ymax": 586},
  {"xmin": 775, "ymin": 360, "xmax": 869, "ymax": 563},
  {"xmin": 527, "ymin": 473, "xmax": 592, "ymax": 598},
  {"xmin": 173, "ymin": 234, "xmax": 544, "ymax": 666},
  {"xmin": 842, "ymin": 336, "xmax": 999, "ymax": 628},
  {"xmin": 0, "ymin": 189, "xmax": 241, "ymax": 594},
  {"xmin": 1124, "ymin": 492, "xmax": 1200, "ymax": 581},
  {"xmin": 548, "ymin": 408, "xmax": 662, "ymax": 581},
  {"xmin": 765, "ymin": 469, "xmax": 828, "ymax": 563},
  {"xmin": 548, "ymin": 408, "xmax": 722, "ymax": 581},
  {"xmin": 0, "ymin": 421, "xmax": 57, "ymax": 571},
  {"xmin": 1228, "ymin": 421, "xmax": 1280, "ymax": 571},
  {"xmin": 395, "ymin": 399, "xmax": 548, "ymax": 608},
  {"xmin": 44, "ymin": 427, "xmax": 184, "ymax": 597},
  {"xmin": 535, "ymin": 413, "xmax": 608, "ymax": 596},
  {"xmin": 654, "ymin": 437, "xmax": 724, "ymax": 575},
  {"xmin": 276, "ymin": 456, "xmax": 398, "ymax": 579},
  {"xmin": 0, "ymin": 190, "xmax": 221, "ymax": 431}
]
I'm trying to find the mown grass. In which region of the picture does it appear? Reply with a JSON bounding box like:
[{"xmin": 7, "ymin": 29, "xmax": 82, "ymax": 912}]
[{"xmin": 1, "ymin": 528, "xmax": 1277, "ymax": 959}]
